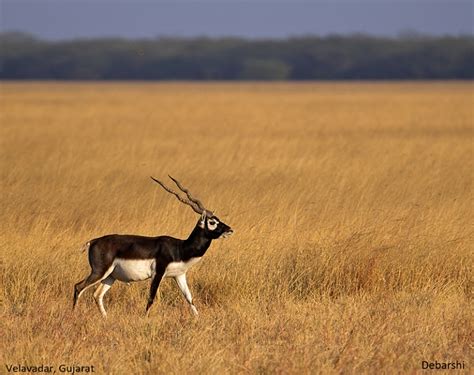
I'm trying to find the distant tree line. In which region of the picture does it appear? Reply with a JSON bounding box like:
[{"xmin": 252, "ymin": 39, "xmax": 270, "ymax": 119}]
[{"xmin": 1, "ymin": 32, "xmax": 473, "ymax": 80}]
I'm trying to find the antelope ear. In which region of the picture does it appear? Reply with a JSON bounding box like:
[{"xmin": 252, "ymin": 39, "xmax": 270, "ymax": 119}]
[{"xmin": 200, "ymin": 211, "xmax": 207, "ymax": 222}]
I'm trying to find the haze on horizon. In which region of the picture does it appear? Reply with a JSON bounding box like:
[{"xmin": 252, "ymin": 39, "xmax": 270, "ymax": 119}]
[{"xmin": 1, "ymin": 0, "xmax": 473, "ymax": 41}]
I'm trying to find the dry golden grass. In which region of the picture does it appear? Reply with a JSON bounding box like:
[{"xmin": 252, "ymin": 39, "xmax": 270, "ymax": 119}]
[{"xmin": 0, "ymin": 82, "xmax": 472, "ymax": 374}]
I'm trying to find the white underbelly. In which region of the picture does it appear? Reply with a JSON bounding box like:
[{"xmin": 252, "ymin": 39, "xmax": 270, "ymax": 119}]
[
  {"xmin": 164, "ymin": 257, "xmax": 202, "ymax": 277},
  {"xmin": 112, "ymin": 258, "xmax": 156, "ymax": 282}
]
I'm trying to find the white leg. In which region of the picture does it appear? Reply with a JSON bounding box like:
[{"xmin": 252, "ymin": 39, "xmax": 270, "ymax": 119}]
[
  {"xmin": 93, "ymin": 276, "xmax": 115, "ymax": 318},
  {"xmin": 174, "ymin": 274, "xmax": 198, "ymax": 316},
  {"xmin": 77, "ymin": 265, "xmax": 115, "ymax": 302}
]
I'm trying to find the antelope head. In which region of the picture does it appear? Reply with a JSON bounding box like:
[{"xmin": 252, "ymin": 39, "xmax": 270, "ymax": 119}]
[{"xmin": 150, "ymin": 175, "xmax": 233, "ymax": 239}]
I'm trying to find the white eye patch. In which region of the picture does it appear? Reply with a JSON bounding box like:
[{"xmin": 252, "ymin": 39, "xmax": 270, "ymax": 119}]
[{"xmin": 207, "ymin": 219, "xmax": 219, "ymax": 231}]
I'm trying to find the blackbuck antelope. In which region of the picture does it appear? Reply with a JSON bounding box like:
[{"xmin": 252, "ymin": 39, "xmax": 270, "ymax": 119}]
[{"xmin": 73, "ymin": 176, "xmax": 233, "ymax": 318}]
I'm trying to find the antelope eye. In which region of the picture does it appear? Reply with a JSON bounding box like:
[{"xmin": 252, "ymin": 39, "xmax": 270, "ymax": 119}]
[{"xmin": 207, "ymin": 218, "xmax": 220, "ymax": 231}]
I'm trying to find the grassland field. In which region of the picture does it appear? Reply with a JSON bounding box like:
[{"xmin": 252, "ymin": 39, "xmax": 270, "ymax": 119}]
[{"xmin": 0, "ymin": 82, "xmax": 472, "ymax": 374}]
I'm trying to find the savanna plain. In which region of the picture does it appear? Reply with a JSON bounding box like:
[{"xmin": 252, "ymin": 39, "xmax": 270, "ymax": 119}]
[{"xmin": 1, "ymin": 82, "xmax": 472, "ymax": 374}]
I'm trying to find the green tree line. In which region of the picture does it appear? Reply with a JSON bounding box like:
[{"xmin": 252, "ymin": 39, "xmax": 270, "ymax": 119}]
[{"xmin": 1, "ymin": 32, "xmax": 473, "ymax": 80}]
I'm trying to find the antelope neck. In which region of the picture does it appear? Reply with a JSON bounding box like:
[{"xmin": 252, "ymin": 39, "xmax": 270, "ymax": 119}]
[{"xmin": 182, "ymin": 226, "xmax": 212, "ymax": 258}]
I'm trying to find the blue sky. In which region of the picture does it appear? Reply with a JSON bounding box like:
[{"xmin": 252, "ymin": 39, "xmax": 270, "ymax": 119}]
[{"xmin": 1, "ymin": 1, "xmax": 473, "ymax": 40}]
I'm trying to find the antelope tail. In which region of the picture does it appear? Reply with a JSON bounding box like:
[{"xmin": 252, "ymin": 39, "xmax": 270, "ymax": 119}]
[{"xmin": 80, "ymin": 241, "xmax": 91, "ymax": 253}]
